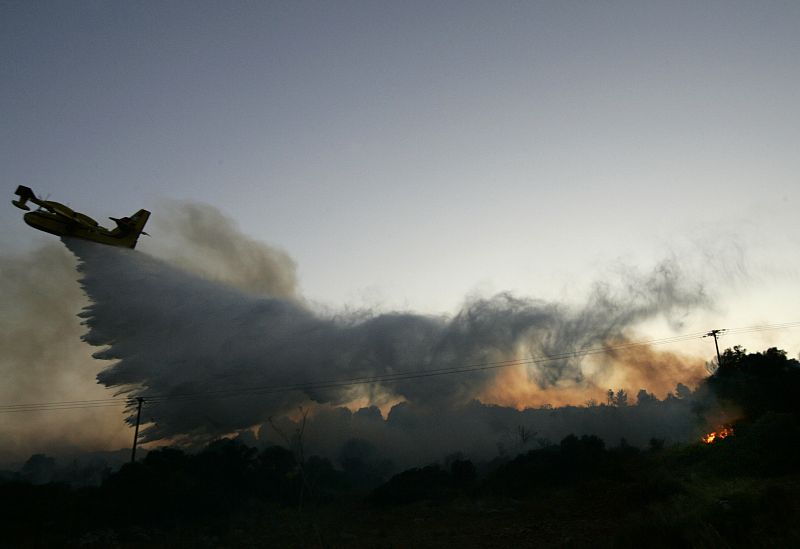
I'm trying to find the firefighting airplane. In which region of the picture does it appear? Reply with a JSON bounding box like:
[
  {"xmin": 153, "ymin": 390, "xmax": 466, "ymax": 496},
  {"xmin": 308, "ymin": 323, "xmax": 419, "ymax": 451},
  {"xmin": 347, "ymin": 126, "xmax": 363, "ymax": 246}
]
[{"xmin": 12, "ymin": 185, "xmax": 150, "ymax": 249}]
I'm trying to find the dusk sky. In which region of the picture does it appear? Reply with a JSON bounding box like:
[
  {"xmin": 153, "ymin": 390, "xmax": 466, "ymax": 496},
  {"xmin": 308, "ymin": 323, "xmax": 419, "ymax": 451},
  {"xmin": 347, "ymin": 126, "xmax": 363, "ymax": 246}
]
[{"xmin": 2, "ymin": 2, "xmax": 799, "ymax": 357}]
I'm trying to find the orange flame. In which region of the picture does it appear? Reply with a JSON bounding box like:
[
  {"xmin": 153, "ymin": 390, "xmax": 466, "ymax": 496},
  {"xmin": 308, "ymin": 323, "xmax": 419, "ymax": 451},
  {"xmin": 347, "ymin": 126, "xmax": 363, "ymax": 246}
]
[{"xmin": 701, "ymin": 425, "xmax": 734, "ymax": 444}]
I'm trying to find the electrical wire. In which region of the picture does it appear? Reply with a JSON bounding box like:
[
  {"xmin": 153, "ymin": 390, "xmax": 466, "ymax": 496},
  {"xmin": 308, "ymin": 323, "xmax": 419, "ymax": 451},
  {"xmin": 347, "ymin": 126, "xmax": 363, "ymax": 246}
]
[
  {"xmin": 1, "ymin": 321, "xmax": 797, "ymax": 414},
  {"xmin": 138, "ymin": 331, "xmax": 709, "ymax": 406}
]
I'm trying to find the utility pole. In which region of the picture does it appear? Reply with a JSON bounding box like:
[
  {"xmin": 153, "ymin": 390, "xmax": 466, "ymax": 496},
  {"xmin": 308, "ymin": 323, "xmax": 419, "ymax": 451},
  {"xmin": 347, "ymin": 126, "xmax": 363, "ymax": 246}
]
[
  {"xmin": 704, "ymin": 329, "xmax": 725, "ymax": 369},
  {"xmin": 130, "ymin": 397, "xmax": 144, "ymax": 464}
]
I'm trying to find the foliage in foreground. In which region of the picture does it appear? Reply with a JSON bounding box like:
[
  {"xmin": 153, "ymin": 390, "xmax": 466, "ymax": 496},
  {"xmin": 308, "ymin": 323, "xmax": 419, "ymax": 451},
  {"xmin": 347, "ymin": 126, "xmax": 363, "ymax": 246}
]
[{"xmin": 2, "ymin": 346, "xmax": 800, "ymax": 547}]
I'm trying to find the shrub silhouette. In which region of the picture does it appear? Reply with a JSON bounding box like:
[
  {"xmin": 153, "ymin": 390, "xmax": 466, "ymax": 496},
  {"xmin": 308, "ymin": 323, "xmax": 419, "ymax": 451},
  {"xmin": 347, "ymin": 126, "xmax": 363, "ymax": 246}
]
[
  {"xmin": 707, "ymin": 346, "xmax": 800, "ymax": 419},
  {"xmin": 370, "ymin": 463, "xmax": 462, "ymax": 506}
]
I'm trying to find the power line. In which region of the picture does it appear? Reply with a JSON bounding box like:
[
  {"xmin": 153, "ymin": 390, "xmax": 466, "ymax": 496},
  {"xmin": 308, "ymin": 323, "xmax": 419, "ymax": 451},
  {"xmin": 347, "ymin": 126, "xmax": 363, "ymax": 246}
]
[
  {"xmin": 132, "ymin": 331, "xmax": 710, "ymax": 405},
  {"xmin": 724, "ymin": 321, "xmax": 800, "ymax": 335},
  {"xmin": 0, "ymin": 396, "xmax": 134, "ymax": 409},
  {"xmin": 0, "ymin": 401, "xmax": 132, "ymax": 413},
  {"xmin": 0, "ymin": 394, "xmax": 138, "ymax": 412},
  {"xmin": 137, "ymin": 331, "xmax": 711, "ymax": 404},
  {"xmin": 1, "ymin": 321, "xmax": 798, "ymax": 414}
]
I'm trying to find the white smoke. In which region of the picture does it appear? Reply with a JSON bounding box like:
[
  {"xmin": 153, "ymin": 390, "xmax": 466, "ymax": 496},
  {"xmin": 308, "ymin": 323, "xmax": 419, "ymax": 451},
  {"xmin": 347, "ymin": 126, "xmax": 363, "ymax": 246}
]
[
  {"xmin": 143, "ymin": 201, "xmax": 298, "ymax": 299},
  {"xmin": 0, "ymin": 244, "xmax": 129, "ymax": 466}
]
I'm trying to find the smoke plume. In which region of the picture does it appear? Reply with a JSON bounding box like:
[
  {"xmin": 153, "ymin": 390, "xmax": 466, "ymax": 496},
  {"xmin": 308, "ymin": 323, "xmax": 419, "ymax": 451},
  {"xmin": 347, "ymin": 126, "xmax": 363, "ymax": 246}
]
[
  {"xmin": 144, "ymin": 201, "xmax": 298, "ymax": 299},
  {"xmin": 65, "ymin": 226, "xmax": 709, "ymax": 449},
  {"xmin": 3, "ymin": 201, "xmax": 714, "ymax": 468},
  {"xmin": 0, "ymin": 202, "xmax": 300, "ymax": 467},
  {"xmin": 0, "ymin": 244, "xmax": 128, "ymax": 465}
]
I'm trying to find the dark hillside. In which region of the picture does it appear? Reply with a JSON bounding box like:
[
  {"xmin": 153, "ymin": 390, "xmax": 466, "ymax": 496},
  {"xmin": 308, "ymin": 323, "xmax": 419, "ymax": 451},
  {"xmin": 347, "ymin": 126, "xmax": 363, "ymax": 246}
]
[{"xmin": 3, "ymin": 347, "xmax": 800, "ymax": 547}]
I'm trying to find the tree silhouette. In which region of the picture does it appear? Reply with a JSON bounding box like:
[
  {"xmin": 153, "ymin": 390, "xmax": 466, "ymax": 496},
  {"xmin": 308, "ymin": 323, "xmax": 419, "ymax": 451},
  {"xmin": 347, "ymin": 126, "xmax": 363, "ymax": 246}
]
[
  {"xmin": 707, "ymin": 346, "xmax": 800, "ymax": 418},
  {"xmin": 636, "ymin": 389, "xmax": 657, "ymax": 405}
]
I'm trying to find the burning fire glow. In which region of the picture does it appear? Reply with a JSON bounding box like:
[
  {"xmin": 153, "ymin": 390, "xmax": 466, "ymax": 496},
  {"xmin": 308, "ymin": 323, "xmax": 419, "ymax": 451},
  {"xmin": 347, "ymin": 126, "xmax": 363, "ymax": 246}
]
[{"xmin": 701, "ymin": 426, "xmax": 734, "ymax": 444}]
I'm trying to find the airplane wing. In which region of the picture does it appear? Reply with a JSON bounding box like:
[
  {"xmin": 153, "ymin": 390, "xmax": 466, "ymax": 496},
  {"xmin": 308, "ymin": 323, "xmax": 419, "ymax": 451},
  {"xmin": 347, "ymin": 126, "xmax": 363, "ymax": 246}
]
[
  {"xmin": 39, "ymin": 201, "xmax": 98, "ymax": 228},
  {"xmin": 12, "ymin": 186, "xmax": 100, "ymax": 227}
]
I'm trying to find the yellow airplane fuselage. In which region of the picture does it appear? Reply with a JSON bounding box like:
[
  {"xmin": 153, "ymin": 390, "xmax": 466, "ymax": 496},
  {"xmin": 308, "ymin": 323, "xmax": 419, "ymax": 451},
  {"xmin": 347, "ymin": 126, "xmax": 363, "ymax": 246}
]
[
  {"xmin": 23, "ymin": 210, "xmax": 140, "ymax": 249},
  {"xmin": 13, "ymin": 185, "xmax": 150, "ymax": 249}
]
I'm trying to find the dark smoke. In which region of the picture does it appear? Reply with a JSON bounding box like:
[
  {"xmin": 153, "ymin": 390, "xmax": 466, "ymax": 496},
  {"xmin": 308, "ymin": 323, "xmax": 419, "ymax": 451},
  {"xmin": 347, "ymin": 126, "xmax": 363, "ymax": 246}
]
[
  {"xmin": 2, "ymin": 202, "xmax": 716, "ymax": 468},
  {"xmin": 65, "ymin": 230, "xmax": 709, "ymax": 450}
]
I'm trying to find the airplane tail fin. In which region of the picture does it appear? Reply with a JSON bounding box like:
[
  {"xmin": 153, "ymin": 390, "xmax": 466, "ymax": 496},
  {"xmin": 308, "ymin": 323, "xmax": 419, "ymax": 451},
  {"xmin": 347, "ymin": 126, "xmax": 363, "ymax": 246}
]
[
  {"xmin": 129, "ymin": 209, "xmax": 150, "ymax": 234},
  {"xmin": 110, "ymin": 209, "xmax": 151, "ymax": 248},
  {"xmin": 12, "ymin": 185, "xmax": 35, "ymax": 211}
]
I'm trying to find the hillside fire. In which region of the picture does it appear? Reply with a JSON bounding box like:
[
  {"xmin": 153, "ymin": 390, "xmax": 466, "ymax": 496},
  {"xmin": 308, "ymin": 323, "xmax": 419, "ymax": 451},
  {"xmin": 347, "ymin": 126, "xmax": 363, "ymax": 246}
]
[{"xmin": 701, "ymin": 426, "xmax": 734, "ymax": 444}]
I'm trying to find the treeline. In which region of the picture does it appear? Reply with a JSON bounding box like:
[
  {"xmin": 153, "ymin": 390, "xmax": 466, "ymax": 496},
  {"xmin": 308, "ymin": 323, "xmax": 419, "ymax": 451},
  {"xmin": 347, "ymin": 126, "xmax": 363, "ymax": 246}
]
[
  {"xmin": 3, "ymin": 418, "xmax": 799, "ymax": 546},
  {"xmin": 1, "ymin": 441, "xmax": 337, "ymax": 545},
  {"xmin": 2, "ymin": 347, "xmax": 799, "ymax": 546}
]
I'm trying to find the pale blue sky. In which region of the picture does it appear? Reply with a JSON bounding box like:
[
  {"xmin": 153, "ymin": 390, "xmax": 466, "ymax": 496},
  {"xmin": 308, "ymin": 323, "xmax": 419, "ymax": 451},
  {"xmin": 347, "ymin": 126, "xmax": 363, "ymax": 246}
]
[{"xmin": 2, "ymin": 1, "xmax": 799, "ymax": 352}]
